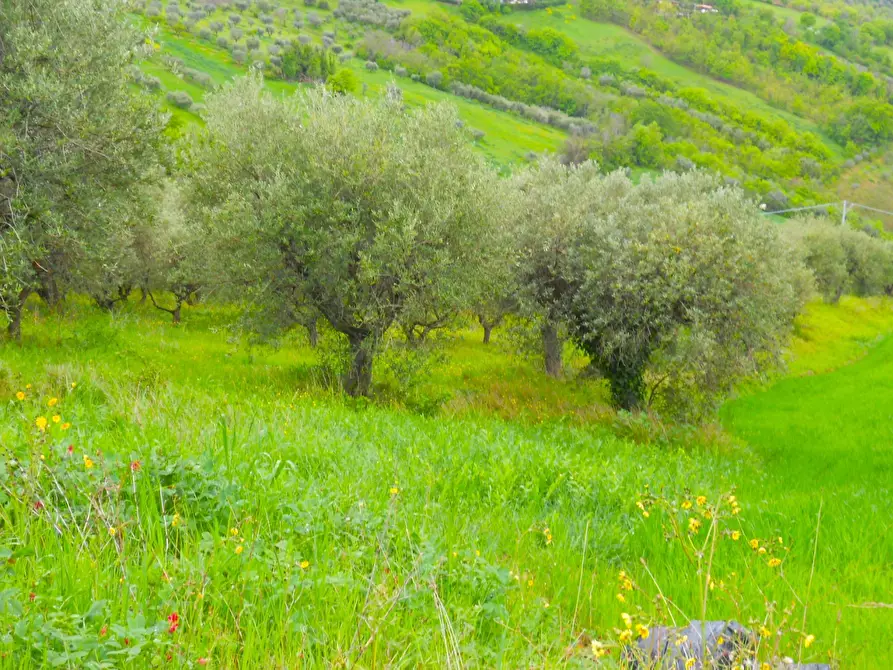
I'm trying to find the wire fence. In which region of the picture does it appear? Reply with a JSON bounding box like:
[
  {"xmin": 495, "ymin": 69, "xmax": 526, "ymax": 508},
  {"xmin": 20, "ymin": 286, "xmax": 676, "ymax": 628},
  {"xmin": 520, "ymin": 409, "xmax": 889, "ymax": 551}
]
[{"xmin": 761, "ymin": 200, "xmax": 893, "ymax": 225}]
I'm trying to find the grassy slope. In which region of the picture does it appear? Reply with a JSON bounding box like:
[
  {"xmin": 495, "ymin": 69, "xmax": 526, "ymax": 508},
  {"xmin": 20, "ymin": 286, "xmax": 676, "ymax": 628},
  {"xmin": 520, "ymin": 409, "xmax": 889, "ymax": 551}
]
[
  {"xmin": 139, "ymin": 10, "xmax": 566, "ymax": 166},
  {"xmin": 1, "ymin": 296, "xmax": 892, "ymax": 666},
  {"xmin": 492, "ymin": 7, "xmax": 839, "ymax": 146}
]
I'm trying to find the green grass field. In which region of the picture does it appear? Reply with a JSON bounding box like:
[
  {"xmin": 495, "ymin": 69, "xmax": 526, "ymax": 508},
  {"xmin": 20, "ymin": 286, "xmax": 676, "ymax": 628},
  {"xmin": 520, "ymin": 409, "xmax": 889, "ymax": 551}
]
[{"xmin": 1, "ymin": 295, "xmax": 891, "ymax": 667}]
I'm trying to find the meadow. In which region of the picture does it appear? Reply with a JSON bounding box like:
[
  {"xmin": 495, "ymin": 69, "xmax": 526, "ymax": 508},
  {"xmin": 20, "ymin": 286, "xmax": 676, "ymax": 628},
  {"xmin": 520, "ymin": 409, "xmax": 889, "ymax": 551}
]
[{"xmin": 1, "ymin": 295, "xmax": 891, "ymax": 667}]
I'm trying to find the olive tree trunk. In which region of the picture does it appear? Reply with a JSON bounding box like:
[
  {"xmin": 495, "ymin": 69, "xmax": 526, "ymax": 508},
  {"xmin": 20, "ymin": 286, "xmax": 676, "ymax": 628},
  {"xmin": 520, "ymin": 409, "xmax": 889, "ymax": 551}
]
[
  {"xmin": 344, "ymin": 331, "xmax": 374, "ymax": 397},
  {"xmin": 542, "ymin": 321, "xmax": 562, "ymax": 378},
  {"xmin": 3, "ymin": 289, "xmax": 31, "ymax": 340}
]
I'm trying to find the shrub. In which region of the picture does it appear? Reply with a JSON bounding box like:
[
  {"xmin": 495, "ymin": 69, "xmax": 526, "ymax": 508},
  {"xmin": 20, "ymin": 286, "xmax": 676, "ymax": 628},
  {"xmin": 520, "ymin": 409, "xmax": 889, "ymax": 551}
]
[
  {"xmin": 247, "ymin": 36, "xmax": 260, "ymax": 49},
  {"xmin": 319, "ymin": 0, "xmax": 330, "ymax": 8},
  {"xmin": 365, "ymin": 60, "xmax": 378, "ymax": 71},
  {"xmin": 216, "ymin": 35, "xmax": 230, "ymax": 49},
  {"xmin": 198, "ymin": 27, "xmax": 213, "ymax": 40},
  {"xmin": 166, "ymin": 90, "xmax": 194, "ymax": 109},
  {"xmin": 425, "ymin": 70, "xmax": 443, "ymax": 88},
  {"xmin": 327, "ymin": 68, "xmax": 360, "ymax": 94},
  {"xmin": 395, "ymin": 65, "xmax": 407, "ymax": 77}
]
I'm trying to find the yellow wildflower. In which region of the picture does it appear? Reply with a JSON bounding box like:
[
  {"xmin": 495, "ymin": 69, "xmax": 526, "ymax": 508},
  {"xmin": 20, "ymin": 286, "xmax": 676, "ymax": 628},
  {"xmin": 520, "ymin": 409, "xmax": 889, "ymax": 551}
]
[
  {"xmin": 71, "ymin": 382, "xmax": 77, "ymax": 388},
  {"xmin": 618, "ymin": 629, "xmax": 633, "ymax": 644},
  {"xmin": 761, "ymin": 664, "xmax": 771, "ymax": 670},
  {"xmin": 685, "ymin": 659, "xmax": 696, "ymax": 670},
  {"xmin": 731, "ymin": 531, "xmax": 741, "ymax": 541},
  {"xmin": 389, "ymin": 487, "xmax": 399, "ymax": 495},
  {"xmin": 52, "ymin": 415, "xmax": 60, "ymax": 423},
  {"xmin": 235, "ymin": 545, "xmax": 244, "ymax": 555},
  {"xmin": 48, "ymin": 397, "xmax": 58, "ymax": 407},
  {"xmin": 108, "ymin": 527, "xmax": 116, "ymax": 536},
  {"xmin": 749, "ymin": 539, "xmax": 760, "ymax": 550},
  {"xmin": 300, "ymin": 560, "xmax": 310, "ymax": 569},
  {"xmin": 768, "ymin": 557, "xmax": 782, "ymax": 568},
  {"xmin": 616, "ymin": 592, "xmax": 625, "ymax": 603},
  {"xmin": 702, "ymin": 509, "xmax": 712, "ymax": 520},
  {"xmin": 696, "ymin": 495, "xmax": 707, "ymax": 506},
  {"xmin": 171, "ymin": 513, "xmax": 181, "ymax": 527},
  {"xmin": 620, "ymin": 612, "xmax": 633, "ymax": 628},
  {"xmin": 16, "ymin": 391, "xmax": 25, "ymax": 400},
  {"xmin": 25, "ymin": 384, "xmax": 31, "ymax": 389},
  {"xmin": 591, "ymin": 640, "xmax": 608, "ymax": 658},
  {"xmin": 675, "ymin": 635, "xmax": 688, "ymax": 647},
  {"xmin": 61, "ymin": 423, "xmax": 71, "ymax": 430},
  {"xmin": 688, "ymin": 517, "xmax": 701, "ymax": 534},
  {"xmin": 758, "ymin": 546, "xmax": 767, "ymax": 555},
  {"xmin": 681, "ymin": 500, "xmax": 692, "ymax": 510},
  {"xmin": 636, "ymin": 624, "xmax": 649, "ymax": 640},
  {"xmin": 35, "ymin": 416, "xmax": 47, "ymax": 431},
  {"xmin": 83, "ymin": 455, "xmax": 94, "ymax": 469},
  {"xmin": 803, "ymin": 634, "xmax": 815, "ymax": 648},
  {"xmin": 229, "ymin": 527, "xmax": 239, "ymax": 536},
  {"xmin": 527, "ymin": 579, "xmax": 534, "ymax": 587}
]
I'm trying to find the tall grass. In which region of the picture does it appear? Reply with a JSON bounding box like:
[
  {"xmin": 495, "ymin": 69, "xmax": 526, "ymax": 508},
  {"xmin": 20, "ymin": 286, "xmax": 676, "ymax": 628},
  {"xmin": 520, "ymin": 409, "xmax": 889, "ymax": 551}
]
[{"xmin": 0, "ymin": 296, "xmax": 891, "ymax": 667}]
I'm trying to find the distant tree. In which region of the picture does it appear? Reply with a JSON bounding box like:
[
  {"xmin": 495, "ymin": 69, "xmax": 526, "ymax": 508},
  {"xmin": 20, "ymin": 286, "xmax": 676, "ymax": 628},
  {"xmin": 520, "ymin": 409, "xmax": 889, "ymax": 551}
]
[
  {"xmin": 183, "ymin": 76, "xmax": 506, "ymax": 395},
  {"xmin": 799, "ymin": 12, "xmax": 817, "ymax": 29},
  {"xmin": 327, "ymin": 68, "xmax": 359, "ymax": 94},
  {"xmin": 0, "ymin": 0, "xmax": 165, "ymax": 339}
]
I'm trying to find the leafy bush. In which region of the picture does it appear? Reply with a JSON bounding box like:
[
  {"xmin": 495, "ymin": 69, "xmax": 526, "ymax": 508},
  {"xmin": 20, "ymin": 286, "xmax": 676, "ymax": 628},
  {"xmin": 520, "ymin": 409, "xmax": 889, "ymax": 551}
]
[{"xmin": 166, "ymin": 90, "xmax": 194, "ymax": 109}]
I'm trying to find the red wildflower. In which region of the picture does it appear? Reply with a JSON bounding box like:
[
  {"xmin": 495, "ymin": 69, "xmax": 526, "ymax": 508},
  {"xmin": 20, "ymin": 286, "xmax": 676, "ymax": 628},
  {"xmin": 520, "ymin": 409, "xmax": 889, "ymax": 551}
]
[
  {"xmin": 166, "ymin": 653, "xmax": 173, "ymax": 662},
  {"xmin": 34, "ymin": 500, "xmax": 44, "ymax": 510},
  {"xmin": 100, "ymin": 626, "xmax": 107, "ymax": 637},
  {"xmin": 197, "ymin": 658, "xmax": 209, "ymax": 666},
  {"xmin": 67, "ymin": 445, "xmax": 74, "ymax": 455},
  {"xmin": 124, "ymin": 638, "xmax": 130, "ymax": 646},
  {"xmin": 130, "ymin": 460, "xmax": 141, "ymax": 472},
  {"xmin": 167, "ymin": 612, "xmax": 179, "ymax": 634},
  {"xmin": 29, "ymin": 592, "xmax": 36, "ymax": 602}
]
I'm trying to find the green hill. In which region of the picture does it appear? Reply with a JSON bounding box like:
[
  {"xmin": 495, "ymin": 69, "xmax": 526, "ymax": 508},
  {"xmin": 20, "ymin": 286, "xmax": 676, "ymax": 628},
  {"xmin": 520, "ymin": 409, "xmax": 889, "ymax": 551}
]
[{"xmin": 131, "ymin": 0, "xmax": 893, "ymax": 220}]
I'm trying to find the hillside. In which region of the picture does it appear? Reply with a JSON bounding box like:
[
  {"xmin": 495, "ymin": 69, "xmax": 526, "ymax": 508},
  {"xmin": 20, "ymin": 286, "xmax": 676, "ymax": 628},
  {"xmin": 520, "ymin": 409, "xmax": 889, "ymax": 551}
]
[{"xmin": 133, "ymin": 0, "xmax": 893, "ymax": 223}]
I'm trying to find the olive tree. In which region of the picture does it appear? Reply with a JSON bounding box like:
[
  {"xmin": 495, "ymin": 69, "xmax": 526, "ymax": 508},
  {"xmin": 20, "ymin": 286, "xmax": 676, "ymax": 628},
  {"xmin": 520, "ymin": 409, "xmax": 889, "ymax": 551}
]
[
  {"xmin": 570, "ymin": 172, "xmax": 809, "ymax": 414},
  {"xmin": 512, "ymin": 158, "xmax": 607, "ymax": 377},
  {"xmin": 0, "ymin": 0, "xmax": 166, "ymax": 338},
  {"xmin": 782, "ymin": 216, "xmax": 893, "ymax": 303},
  {"xmin": 141, "ymin": 185, "xmax": 207, "ymax": 324},
  {"xmin": 182, "ymin": 75, "xmax": 505, "ymax": 395}
]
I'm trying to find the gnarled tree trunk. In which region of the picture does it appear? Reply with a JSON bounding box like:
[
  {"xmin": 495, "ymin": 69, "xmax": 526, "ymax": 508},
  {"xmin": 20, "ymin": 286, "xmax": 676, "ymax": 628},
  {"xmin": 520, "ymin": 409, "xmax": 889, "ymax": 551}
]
[
  {"xmin": 344, "ymin": 330, "xmax": 374, "ymax": 397},
  {"xmin": 4, "ymin": 289, "xmax": 31, "ymax": 341},
  {"xmin": 542, "ymin": 321, "xmax": 562, "ymax": 378}
]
